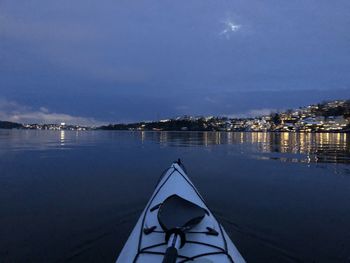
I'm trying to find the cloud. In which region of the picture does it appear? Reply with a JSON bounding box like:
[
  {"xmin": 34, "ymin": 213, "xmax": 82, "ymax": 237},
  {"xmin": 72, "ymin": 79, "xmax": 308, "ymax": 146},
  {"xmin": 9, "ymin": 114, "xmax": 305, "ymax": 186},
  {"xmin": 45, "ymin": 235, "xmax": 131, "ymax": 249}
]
[
  {"xmin": 175, "ymin": 105, "xmax": 190, "ymax": 111},
  {"xmin": 227, "ymin": 108, "xmax": 279, "ymax": 118},
  {"xmin": 0, "ymin": 13, "xmax": 95, "ymax": 43},
  {"xmin": 0, "ymin": 14, "xmax": 150, "ymax": 85},
  {"xmin": 204, "ymin": 96, "xmax": 217, "ymax": 103},
  {"xmin": 0, "ymin": 98, "xmax": 104, "ymax": 126}
]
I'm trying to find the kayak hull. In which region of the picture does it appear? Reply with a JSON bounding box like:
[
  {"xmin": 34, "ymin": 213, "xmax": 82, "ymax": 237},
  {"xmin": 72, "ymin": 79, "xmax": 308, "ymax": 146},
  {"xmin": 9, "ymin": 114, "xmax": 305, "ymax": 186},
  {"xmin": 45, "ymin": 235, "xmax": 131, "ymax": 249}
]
[{"xmin": 116, "ymin": 162, "xmax": 245, "ymax": 263}]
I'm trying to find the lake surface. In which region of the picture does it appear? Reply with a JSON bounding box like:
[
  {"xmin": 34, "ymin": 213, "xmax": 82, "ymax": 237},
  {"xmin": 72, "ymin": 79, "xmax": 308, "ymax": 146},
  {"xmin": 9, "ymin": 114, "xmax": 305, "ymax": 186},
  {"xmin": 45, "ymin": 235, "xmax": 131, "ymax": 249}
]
[{"xmin": 0, "ymin": 130, "xmax": 349, "ymax": 262}]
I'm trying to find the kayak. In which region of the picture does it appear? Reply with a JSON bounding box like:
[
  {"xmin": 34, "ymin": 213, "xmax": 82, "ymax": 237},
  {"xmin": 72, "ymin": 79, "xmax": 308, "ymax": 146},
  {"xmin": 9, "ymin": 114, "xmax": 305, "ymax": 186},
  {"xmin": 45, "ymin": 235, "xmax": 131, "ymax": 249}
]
[{"xmin": 116, "ymin": 160, "xmax": 246, "ymax": 263}]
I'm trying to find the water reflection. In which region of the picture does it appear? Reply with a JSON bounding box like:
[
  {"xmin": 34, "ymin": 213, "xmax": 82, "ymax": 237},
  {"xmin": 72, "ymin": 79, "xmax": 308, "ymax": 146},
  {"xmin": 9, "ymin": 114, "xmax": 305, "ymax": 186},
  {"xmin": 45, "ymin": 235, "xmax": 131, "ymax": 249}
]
[
  {"xmin": 60, "ymin": 130, "xmax": 65, "ymax": 146},
  {"xmin": 0, "ymin": 130, "xmax": 80, "ymax": 153},
  {"xmin": 138, "ymin": 132, "xmax": 350, "ymax": 164},
  {"xmin": 0, "ymin": 130, "xmax": 349, "ymax": 164}
]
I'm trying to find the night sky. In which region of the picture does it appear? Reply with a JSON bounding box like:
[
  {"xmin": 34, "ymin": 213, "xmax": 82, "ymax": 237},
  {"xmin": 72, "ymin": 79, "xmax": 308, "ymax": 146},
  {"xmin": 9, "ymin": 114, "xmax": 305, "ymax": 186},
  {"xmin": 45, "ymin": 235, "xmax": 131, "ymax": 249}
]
[{"xmin": 1, "ymin": 0, "xmax": 349, "ymax": 125}]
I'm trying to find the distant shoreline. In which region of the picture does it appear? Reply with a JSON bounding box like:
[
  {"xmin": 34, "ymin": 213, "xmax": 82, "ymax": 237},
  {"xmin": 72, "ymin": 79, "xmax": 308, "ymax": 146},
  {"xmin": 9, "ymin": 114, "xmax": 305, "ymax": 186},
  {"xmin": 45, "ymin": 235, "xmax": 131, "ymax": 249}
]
[
  {"xmin": 1, "ymin": 99, "xmax": 350, "ymax": 133},
  {"xmin": 1, "ymin": 128, "xmax": 349, "ymax": 134}
]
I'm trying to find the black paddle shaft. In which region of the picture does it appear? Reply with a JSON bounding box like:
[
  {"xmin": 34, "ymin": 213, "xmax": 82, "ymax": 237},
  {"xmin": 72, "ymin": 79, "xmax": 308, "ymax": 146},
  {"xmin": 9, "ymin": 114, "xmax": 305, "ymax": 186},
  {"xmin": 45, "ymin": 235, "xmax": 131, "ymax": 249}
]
[{"xmin": 162, "ymin": 247, "xmax": 178, "ymax": 263}]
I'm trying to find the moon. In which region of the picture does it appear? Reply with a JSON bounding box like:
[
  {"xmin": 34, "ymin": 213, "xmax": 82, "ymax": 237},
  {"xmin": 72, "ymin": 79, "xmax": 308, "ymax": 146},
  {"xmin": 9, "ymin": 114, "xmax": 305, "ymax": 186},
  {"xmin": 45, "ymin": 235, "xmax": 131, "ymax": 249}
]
[{"xmin": 220, "ymin": 20, "xmax": 242, "ymax": 39}]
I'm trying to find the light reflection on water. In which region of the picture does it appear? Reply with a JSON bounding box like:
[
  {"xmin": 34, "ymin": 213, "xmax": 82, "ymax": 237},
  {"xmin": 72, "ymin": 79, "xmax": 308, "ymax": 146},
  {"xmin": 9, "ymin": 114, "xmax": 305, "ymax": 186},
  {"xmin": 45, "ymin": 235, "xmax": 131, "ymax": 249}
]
[
  {"xmin": 138, "ymin": 131, "xmax": 350, "ymax": 164},
  {"xmin": 0, "ymin": 130, "xmax": 349, "ymax": 164},
  {"xmin": 60, "ymin": 130, "xmax": 65, "ymax": 146}
]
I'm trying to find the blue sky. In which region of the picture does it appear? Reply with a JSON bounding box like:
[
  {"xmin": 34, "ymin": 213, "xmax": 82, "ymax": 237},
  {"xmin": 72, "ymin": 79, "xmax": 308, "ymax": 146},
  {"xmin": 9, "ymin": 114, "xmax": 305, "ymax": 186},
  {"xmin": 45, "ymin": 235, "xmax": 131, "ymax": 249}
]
[{"xmin": 1, "ymin": 0, "xmax": 349, "ymax": 124}]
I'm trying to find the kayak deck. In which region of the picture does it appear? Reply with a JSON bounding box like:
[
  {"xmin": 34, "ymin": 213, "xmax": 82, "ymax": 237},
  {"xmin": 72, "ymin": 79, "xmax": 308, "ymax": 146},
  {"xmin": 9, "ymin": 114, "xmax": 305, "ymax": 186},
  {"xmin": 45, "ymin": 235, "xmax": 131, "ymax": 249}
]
[{"xmin": 117, "ymin": 162, "xmax": 245, "ymax": 263}]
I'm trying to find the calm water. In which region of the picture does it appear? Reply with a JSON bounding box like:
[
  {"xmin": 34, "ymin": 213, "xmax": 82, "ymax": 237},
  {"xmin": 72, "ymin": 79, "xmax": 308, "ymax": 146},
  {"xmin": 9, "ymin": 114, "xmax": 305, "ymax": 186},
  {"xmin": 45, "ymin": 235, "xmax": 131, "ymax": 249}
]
[{"xmin": 0, "ymin": 130, "xmax": 350, "ymax": 263}]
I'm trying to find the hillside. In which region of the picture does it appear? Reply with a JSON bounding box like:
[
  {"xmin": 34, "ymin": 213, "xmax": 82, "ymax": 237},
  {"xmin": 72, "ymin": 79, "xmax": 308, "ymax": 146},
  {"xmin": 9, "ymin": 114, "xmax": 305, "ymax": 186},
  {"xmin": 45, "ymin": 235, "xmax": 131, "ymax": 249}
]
[{"xmin": 0, "ymin": 121, "xmax": 23, "ymax": 129}]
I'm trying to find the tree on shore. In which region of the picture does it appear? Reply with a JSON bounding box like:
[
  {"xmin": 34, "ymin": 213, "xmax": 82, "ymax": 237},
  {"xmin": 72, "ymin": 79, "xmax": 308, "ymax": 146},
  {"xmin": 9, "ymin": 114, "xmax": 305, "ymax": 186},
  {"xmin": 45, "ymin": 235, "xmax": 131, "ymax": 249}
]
[{"xmin": 270, "ymin": 113, "xmax": 281, "ymax": 125}]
